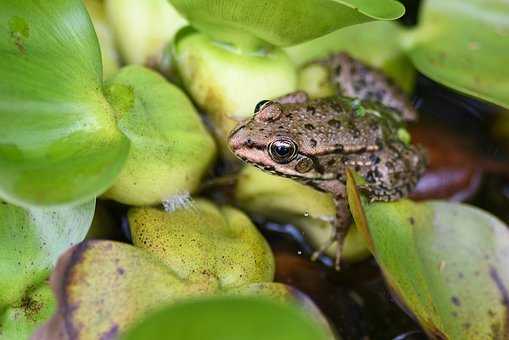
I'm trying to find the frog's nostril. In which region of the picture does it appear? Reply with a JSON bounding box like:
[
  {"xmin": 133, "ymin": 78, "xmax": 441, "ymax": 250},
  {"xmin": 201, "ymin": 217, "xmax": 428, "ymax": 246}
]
[
  {"xmin": 228, "ymin": 127, "xmax": 244, "ymax": 151},
  {"xmin": 229, "ymin": 122, "xmax": 246, "ymax": 138}
]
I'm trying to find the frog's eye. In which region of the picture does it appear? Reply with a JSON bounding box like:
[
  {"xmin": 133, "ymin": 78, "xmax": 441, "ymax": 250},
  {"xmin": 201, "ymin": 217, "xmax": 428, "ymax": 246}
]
[
  {"xmin": 268, "ymin": 139, "xmax": 298, "ymax": 164},
  {"xmin": 254, "ymin": 100, "xmax": 272, "ymax": 113}
]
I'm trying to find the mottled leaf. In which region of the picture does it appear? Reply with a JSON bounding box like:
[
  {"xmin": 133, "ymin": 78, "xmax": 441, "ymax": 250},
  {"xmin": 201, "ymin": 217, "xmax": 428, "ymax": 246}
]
[
  {"xmin": 0, "ymin": 283, "xmax": 56, "ymax": 340},
  {"xmin": 34, "ymin": 237, "xmax": 320, "ymax": 339},
  {"xmin": 129, "ymin": 199, "xmax": 274, "ymax": 286},
  {"xmin": 33, "ymin": 240, "xmax": 211, "ymax": 340},
  {"xmin": 0, "ymin": 200, "xmax": 94, "ymax": 307}
]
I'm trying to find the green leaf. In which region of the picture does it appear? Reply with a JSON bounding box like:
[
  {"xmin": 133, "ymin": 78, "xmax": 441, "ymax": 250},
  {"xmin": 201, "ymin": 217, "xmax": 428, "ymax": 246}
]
[
  {"xmin": 346, "ymin": 171, "xmax": 509, "ymax": 339},
  {"xmin": 168, "ymin": 0, "xmax": 405, "ymax": 49},
  {"xmin": 405, "ymin": 0, "xmax": 509, "ymax": 108},
  {"xmin": 0, "ymin": 200, "xmax": 94, "ymax": 308},
  {"xmin": 122, "ymin": 296, "xmax": 332, "ymax": 340},
  {"xmin": 0, "ymin": 0, "xmax": 130, "ymax": 207},
  {"xmin": 102, "ymin": 66, "xmax": 216, "ymax": 205}
]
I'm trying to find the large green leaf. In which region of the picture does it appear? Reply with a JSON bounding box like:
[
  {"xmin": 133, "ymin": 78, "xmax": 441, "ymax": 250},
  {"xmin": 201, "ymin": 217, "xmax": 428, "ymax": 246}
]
[
  {"xmin": 346, "ymin": 170, "xmax": 509, "ymax": 339},
  {"xmin": 168, "ymin": 0, "xmax": 405, "ymax": 48},
  {"xmin": 0, "ymin": 0, "xmax": 129, "ymax": 207},
  {"xmin": 405, "ymin": 0, "xmax": 509, "ymax": 108},
  {"xmin": 0, "ymin": 200, "xmax": 94, "ymax": 308},
  {"xmin": 122, "ymin": 296, "xmax": 332, "ymax": 340}
]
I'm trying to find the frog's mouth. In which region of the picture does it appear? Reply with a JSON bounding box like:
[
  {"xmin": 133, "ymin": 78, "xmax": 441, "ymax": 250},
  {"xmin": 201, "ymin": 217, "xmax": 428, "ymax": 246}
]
[{"xmin": 232, "ymin": 146, "xmax": 333, "ymax": 181}]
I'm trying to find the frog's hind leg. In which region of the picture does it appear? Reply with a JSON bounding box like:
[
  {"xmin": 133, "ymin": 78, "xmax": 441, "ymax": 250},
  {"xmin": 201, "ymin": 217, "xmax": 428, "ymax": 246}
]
[
  {"xmin": 326, "ymin": 52, "xmax": 418, "ymax": 122},
  {"xmin": 311, "ymin": 196, "xmax": 352, "ymax": 271}
]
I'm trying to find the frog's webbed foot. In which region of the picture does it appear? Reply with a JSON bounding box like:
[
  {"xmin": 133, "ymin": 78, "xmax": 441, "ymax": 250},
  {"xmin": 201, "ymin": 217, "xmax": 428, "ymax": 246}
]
[
  {"xmin": 310, "ymin": 221, "xmax": 349, "ymax": 271},
  {"xmin": 310, "ymin": 197, "xmax": 351, "ymax": 271}
]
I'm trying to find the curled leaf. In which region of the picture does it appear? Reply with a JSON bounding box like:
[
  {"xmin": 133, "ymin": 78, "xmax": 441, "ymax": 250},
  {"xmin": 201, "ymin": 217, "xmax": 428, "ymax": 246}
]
[
  {"xmin": 347, "ymin": 171, "xmax": 509, "ymax": 339},
  {"xmin": 169, "ymin": 0, "xmax": 405, "ymax": 48},
  {"xmin": 173, "ymin": 28, "xmax": 297, "ymax": 120}
]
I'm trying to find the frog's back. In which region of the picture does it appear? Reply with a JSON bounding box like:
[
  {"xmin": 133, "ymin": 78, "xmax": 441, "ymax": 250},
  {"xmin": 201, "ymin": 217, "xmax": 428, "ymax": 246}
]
[
  {"xmin": 280, "ymin": 97, "xmax": 402, "ymax": 153},
  {"xmin": 280, "ymin": 97, "xmax": 426, "ymax": 202}
]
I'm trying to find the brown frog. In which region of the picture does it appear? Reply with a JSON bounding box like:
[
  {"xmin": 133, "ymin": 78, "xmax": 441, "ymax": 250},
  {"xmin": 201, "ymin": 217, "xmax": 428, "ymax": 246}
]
[{"xmin": 228, "ymin": 53, "xmax": 426, "ymax": 270}]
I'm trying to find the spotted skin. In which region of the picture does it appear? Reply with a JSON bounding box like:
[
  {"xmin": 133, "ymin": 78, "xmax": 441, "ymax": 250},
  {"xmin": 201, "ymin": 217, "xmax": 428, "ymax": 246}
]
[
  {"xmin": 228, "ymin": 57, "xmax": 426, "ymax": 270},
  {"xmin": 323, "ymin": 52, "xmax": 418, "ymax": 122}
]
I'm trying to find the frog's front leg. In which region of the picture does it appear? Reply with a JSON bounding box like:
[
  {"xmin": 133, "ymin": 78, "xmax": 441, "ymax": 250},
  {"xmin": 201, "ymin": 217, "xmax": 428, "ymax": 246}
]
[{"xmin": 311, "ymin": 180, "xmax": 352, "ymax": 270}]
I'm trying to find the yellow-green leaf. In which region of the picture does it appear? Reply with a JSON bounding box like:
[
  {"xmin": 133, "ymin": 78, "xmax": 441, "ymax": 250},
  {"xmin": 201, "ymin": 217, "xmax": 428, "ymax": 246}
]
[
  {"xmin": 102, "ymin": 66, "xmax": 216, "ymax": 205},
  {"xmin": 129, "ymin": 199, "xmax": 275, "ymax": 287}
]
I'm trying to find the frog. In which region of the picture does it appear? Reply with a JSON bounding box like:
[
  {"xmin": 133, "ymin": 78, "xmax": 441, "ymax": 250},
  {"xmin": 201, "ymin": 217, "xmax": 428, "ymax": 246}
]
[{"xmin": 228, "ymin": 53, "xmax": 426, "ymax": 270}]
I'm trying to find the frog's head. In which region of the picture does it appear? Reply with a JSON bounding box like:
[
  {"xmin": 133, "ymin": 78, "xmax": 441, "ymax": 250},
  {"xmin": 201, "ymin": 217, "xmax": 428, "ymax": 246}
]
[{"xmin": 228, "ymin": 100, "xmax": 331, "ymax": 180}]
